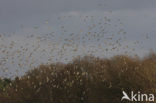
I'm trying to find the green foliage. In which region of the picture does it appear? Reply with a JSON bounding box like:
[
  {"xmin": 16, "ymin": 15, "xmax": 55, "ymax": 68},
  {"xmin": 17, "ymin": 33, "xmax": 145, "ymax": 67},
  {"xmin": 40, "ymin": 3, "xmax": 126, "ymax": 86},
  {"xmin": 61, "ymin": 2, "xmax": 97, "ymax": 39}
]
[{"xmin": 0, "ymin": 78, "xmax": 11, "ymax": 91}]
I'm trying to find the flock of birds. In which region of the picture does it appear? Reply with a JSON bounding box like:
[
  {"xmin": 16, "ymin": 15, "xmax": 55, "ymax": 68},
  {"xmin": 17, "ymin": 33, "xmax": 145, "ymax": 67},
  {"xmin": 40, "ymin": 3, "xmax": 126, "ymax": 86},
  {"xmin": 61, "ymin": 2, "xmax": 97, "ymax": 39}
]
[{"xmin": 0, "ymin": 14, "xmax": 150, "ymax": 78}]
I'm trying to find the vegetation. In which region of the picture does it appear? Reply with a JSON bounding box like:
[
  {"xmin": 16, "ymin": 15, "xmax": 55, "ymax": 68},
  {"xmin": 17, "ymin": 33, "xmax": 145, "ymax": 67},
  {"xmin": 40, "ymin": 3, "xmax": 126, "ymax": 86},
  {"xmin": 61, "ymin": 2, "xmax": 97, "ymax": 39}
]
[{"xmin": 0, "ymin": 53, "xmax": 156, "ymax": 103}]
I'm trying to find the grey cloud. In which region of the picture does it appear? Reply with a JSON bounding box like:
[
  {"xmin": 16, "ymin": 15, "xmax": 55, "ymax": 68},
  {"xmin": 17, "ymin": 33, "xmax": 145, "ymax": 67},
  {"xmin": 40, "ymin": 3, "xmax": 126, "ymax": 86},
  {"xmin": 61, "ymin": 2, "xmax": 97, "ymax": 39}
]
[{"xmin": 0, "ymin": 0, "xmax": 156, "ymax": 33}]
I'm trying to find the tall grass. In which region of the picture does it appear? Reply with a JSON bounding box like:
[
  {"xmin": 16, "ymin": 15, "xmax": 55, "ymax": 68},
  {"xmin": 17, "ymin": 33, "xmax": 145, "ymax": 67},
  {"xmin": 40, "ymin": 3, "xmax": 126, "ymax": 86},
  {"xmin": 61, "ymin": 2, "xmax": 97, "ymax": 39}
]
[{"xmin": 0, "ymin": 53, "xmax": 156, "ymax": 103}]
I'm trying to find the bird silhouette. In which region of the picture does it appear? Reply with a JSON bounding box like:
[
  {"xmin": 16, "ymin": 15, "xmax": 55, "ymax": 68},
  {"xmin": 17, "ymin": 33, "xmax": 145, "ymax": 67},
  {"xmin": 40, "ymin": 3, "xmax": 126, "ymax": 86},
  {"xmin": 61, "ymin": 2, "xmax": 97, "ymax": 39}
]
[{"xmin": 121, "ymin": 91, "xmax": 131, "ymax": 101}]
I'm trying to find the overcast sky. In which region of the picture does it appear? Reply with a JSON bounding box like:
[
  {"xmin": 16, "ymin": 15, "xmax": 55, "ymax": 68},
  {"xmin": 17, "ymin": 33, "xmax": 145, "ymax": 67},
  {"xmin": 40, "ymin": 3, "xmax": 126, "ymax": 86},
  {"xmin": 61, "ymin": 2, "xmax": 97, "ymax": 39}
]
[
  {"xmin": 0, "ymin": 0, "xmax": 156, "ymax": 33},
  {"xmin": 0, "ymin": 0, "xmax": 156, "ymax": 78}
]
